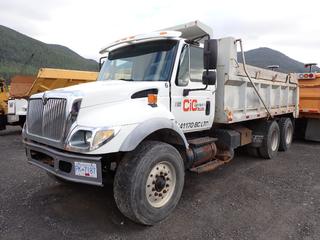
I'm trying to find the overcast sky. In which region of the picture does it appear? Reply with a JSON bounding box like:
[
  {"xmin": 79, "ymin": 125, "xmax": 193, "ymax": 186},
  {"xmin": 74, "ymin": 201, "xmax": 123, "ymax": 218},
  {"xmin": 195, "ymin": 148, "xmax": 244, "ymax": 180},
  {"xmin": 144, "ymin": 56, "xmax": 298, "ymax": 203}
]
[{"xmin": 1, "ymin": 0, "xmax": 320, "ymax": 65}]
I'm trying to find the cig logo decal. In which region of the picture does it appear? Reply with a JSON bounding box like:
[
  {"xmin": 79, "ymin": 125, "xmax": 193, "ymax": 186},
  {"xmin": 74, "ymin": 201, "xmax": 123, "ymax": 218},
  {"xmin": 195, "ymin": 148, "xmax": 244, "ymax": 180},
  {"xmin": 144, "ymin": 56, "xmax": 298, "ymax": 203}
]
[{"xmin": 182, "ymin": 99, "xmax": 205, "ymax": 112}]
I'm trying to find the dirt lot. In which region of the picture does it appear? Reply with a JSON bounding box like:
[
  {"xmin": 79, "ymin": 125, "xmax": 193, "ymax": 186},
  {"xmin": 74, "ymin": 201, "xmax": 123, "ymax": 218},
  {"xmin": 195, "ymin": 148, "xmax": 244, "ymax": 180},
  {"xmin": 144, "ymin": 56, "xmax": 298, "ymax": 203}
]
[{"xmin": 0, "ymin": 126, "xmax": 319, "ymax": 240}]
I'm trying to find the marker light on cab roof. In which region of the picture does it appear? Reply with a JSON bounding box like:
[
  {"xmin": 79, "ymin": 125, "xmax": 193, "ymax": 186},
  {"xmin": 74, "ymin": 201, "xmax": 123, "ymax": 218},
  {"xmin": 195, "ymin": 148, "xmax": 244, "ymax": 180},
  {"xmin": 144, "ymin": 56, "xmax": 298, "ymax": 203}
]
[{"xmin": 99, "ymin": 31, "xmax": 182, "ymax": 54}]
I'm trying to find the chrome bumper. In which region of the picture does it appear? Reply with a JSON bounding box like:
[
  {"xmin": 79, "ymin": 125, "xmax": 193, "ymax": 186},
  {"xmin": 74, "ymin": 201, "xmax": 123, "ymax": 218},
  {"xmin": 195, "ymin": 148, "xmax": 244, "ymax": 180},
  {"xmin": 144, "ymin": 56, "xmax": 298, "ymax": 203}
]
[{"xmin": 24, "ymin": 140, "xmax": 103, "ymax": 186}]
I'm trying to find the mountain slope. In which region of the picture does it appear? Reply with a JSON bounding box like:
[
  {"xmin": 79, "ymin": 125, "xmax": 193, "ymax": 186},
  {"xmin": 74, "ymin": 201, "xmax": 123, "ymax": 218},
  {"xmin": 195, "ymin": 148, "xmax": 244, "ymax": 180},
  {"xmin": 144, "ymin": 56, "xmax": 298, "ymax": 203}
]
[
  {"xmin": 0, "ymin": 25, "xmax": 98, "ymax": 81},
  {"xmin": 0, "ymin": 24, "xmax": 317, "ymax": 82},
  {"xmin": 237, "ymin": 47, "xmax": 320, "ymax": 73}
]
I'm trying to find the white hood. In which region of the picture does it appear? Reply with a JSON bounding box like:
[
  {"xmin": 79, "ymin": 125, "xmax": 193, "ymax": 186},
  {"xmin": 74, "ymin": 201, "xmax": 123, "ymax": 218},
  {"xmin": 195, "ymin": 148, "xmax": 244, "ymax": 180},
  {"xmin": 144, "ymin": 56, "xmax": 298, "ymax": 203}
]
[{"xmin": 40, "ymin": 80, "xmax": 164, "ymax": 108}]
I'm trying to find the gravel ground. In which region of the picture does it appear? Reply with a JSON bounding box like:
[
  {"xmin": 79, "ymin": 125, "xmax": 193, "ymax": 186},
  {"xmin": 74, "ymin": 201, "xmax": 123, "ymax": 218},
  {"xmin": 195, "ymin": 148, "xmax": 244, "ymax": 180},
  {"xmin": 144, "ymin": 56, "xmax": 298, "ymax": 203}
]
[{"xmin": 0, "ymin": 126, "xmax": 319, "ymax": 240}]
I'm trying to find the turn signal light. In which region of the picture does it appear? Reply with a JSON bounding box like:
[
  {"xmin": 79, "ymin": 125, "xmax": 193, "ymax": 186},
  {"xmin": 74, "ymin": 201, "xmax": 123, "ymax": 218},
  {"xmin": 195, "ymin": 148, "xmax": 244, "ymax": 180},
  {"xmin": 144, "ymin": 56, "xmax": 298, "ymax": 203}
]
[{"xmin": 148, "ymin": 94, "xmax": 158, "ymax": 106}]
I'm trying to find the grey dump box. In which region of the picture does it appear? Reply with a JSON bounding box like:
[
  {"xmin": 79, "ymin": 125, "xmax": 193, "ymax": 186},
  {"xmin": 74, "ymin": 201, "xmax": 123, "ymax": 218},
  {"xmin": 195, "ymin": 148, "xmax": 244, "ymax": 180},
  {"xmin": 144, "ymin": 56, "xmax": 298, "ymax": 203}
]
[{"xmin": 215, "ymin": 37, "xmax": 299, "ymax": 124}]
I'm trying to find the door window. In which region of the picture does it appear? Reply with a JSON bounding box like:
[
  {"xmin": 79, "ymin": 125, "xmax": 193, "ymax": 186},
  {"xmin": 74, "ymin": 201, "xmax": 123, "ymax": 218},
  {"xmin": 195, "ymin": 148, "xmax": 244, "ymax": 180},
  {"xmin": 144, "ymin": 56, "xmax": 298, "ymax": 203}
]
[
  {"xmin": 190, "ymin": 47, "xmax": 204, "ymax": 82},
  {"xmin": 176, "ymin": 45, "xmax": 190, "ymax": 86},
  {"xmin": 176, "ymin": 45, "xmax": 204, "ymax": 86}
]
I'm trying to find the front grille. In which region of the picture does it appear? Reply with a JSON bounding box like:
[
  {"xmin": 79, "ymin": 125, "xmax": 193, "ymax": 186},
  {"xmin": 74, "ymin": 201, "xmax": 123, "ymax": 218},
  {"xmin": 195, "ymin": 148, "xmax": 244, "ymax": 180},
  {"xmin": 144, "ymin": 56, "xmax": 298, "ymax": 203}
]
[{"xmin": 27, "ymin": 98, "xmax": 67, "ymax": 141}]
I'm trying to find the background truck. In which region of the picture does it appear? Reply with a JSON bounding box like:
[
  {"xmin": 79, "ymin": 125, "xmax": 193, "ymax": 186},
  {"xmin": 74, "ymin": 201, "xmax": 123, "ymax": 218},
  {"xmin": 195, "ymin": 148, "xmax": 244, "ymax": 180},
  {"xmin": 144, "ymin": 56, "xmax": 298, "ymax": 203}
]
[
  {"xmin": 23, "ymin": 21, "xmax": 298, "ymax": 225},
  {"xmin": 295, "ymin": 68, "xmax": 320, "ymax": 141},
  {"xmin": 3, "ymin": 68, "xmax": 98, "ymax": 130},
  {"xmin": 5, "ymin": 75, "xmax": 36, "ymax": 128}
]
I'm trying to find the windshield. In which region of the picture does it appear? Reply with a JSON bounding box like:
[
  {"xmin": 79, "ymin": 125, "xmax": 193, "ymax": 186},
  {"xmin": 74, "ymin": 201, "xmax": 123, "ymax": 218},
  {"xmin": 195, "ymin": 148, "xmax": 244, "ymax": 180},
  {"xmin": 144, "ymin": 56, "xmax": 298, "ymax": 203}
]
[{"xmin": 98, "ymin": 40, "xmax": 178, "ymax": 82}]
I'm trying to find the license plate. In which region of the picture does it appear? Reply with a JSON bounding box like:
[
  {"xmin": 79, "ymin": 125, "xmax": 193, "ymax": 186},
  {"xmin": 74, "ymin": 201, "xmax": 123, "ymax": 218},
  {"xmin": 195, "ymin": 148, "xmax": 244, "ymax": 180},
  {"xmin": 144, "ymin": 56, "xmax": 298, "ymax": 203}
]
[{"xmin": 74, "ymin": 162, "xmax": 97, "ymax": 178}]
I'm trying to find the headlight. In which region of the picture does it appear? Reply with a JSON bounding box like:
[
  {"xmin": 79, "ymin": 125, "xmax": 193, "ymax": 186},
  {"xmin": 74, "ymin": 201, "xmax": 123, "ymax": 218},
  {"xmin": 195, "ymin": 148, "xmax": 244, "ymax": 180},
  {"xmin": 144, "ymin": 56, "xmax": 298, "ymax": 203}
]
[
  {"xmin": 92, "ymin": 129, "xmax": 115, "ymax": 149},
  {"xmin": 66, "ymin": 127, "xmax": 119, "ymax": 152},
  {"xmin": 69, "ymin": 130, "xmax": 93, "ymax": 148}
]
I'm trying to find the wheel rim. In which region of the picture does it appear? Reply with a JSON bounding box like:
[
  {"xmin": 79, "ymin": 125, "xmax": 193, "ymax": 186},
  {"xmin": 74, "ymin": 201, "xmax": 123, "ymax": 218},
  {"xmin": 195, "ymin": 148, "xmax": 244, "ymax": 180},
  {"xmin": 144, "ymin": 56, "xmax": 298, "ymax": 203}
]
[
  {"xmin": 286, "ymin": 124, "xmax": 293, "ymax": 145},
  {"xmin": 271, "ymin": 129, "xmax": 279, "ymax": 151},
  {"xmin": 146, "ymin": 161, "xmax": 176, "ymax": 208}
]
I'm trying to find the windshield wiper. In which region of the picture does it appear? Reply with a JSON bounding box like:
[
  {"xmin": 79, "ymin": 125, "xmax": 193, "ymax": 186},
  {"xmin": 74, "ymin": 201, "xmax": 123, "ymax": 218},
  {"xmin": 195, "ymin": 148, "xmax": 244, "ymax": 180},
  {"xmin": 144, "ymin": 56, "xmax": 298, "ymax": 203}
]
[{"xmin": 118, "ymin": 78, "xmax": 135, "ymax": 81}]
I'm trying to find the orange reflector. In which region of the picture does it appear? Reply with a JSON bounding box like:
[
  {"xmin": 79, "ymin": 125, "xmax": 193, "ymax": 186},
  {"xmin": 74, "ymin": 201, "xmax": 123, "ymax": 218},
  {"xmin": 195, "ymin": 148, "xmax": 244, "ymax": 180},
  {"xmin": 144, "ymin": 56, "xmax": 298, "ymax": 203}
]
[
  {"xmin": 148, "ymin": 94, "xmax": 158, "ymax": 105},
  {"xmin": 159, "ymin": 31, "xmax": 167, "ymax": 35},
  {"xmin": 227, "ymin": 111, "xmax": 233, "ymax": 121}
]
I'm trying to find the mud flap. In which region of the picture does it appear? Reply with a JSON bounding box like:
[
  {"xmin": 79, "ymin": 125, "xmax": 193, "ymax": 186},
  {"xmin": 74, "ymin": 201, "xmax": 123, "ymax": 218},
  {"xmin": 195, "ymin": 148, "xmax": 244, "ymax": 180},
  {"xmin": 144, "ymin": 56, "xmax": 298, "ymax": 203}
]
[
  {"xmin": 305, "ymin": 119, "xmax": 320, "ymax": 142},
  {"xmin": 0, "ymin": 114, "xmax": 6, "ymax": 130}
]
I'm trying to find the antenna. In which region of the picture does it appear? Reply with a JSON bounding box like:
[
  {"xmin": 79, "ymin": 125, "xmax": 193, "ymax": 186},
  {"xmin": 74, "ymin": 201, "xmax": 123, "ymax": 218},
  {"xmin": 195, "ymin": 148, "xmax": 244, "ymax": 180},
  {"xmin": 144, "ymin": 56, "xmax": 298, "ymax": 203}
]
[
  {"xmin": 267, "ymin": 65, "xmax": 279, "ymax": 71},
  {"xmin": 304, "ymin": 63, "xmax": 317, "ymax": 73}
]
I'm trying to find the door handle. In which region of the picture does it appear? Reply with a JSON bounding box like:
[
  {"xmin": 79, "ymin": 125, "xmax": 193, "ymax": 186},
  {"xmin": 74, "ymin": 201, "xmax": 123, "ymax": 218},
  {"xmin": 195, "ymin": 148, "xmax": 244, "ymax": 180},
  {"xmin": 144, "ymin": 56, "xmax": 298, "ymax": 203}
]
[{"xmin": 206, "ymin": 101, "xmax": 210, "ymax": 115}]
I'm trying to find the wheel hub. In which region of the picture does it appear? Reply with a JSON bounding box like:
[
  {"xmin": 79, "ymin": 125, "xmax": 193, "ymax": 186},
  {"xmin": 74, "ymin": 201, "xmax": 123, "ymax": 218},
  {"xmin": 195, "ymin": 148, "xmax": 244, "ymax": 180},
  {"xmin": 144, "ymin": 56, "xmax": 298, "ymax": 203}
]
[
  {"xmin": 146, "ymin": 161, "xmax": 176, "ymax": 208},
  {"xmin": 155, "ymin": 176, "xmax": 166, "ymax": 192}
]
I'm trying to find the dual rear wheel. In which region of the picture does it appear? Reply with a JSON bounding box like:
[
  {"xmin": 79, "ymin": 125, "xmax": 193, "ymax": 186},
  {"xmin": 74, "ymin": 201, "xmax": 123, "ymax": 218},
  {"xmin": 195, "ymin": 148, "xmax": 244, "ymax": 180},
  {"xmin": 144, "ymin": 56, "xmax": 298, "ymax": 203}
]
[{"xmin": 247, "ymin": 118, "xmax": 293, "ymax": 159}]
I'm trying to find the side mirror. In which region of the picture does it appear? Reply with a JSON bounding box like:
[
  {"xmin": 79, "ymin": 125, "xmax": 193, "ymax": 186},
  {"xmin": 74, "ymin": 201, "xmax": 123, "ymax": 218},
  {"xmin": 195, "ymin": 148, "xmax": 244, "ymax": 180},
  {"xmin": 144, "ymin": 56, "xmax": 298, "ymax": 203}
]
[
  {"xmin": 202, "ymin": 71, "xmax": 216, "ymax": 85},
  {"xmin": 99, "ymin": 56, "xmax": 107, "ymax": 70},
  {"xmin": 203, "ymin": 39, "xmax": 218, "ymax": 70}
]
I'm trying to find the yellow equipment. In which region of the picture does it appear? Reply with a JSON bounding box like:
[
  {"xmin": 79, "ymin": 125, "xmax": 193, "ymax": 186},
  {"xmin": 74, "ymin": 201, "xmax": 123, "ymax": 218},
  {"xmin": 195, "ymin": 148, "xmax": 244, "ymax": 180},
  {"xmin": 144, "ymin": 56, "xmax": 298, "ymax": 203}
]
[
  {"xmin": 27, "ymin": 68, "xmax": 98, "ymax": 96},
  {"xmin": 0, "ymin": 78, "xmax": 9, "ymax": 130},
  {"xmin": 3, "ymin": 68, "xmax": 98, "ymax": 130}
]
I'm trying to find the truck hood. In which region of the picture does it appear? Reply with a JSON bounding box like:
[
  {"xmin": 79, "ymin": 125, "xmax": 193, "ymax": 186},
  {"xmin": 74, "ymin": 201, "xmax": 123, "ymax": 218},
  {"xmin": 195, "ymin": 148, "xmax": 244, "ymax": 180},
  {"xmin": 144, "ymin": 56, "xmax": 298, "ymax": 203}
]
[{"xmin": 33, "ymin": 80, "xmax": 164, "ymax": 108}]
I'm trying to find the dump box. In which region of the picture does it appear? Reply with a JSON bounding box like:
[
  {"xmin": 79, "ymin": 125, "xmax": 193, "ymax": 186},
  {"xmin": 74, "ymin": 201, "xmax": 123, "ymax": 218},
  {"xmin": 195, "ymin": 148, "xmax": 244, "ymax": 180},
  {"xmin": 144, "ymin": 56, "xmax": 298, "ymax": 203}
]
[
  {"xmin": 27, "ymin": 68, "xmax": 98, "ymax": 96},
  {"xmin": 9, "ymin": 75, "xmax": 37, "ymax": 98},
  {"xmin": 4, "ymin": 68, "xmax": 98, "ymax": 130},
  {"xmin": 299, "ymin": 73, "xmax": 320, "ymax": 118},
  {"xmin": 215, "ymin": 38, "xmax": 299, "ymax": 124},
  {"xmin": 296, "ymin": 72, "xmax": 320, "ymax": 141}
]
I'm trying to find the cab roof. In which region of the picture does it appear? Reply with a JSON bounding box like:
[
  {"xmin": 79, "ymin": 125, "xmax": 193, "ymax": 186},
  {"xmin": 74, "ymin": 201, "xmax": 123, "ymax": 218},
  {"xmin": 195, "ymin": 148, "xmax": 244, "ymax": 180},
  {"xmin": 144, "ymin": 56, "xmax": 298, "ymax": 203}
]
[{"xmin": 99, "ymin": 20, "xmax": 213, "ymax": 54}]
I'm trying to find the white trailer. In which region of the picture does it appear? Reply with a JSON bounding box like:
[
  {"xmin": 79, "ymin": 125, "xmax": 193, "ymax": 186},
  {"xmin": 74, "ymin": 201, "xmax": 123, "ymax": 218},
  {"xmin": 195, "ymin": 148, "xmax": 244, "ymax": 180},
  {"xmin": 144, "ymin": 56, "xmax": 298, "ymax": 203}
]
[{"xmin": 23, "ymin": 21, "xmax": 298, "ymax": 225}]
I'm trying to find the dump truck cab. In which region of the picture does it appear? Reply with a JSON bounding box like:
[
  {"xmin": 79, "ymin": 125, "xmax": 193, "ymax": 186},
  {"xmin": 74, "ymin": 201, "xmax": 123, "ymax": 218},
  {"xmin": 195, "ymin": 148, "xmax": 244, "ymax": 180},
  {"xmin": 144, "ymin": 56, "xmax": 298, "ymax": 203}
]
[{"xmin": 24, "ymin": 22, "xmax": 217, "ymax": 155}]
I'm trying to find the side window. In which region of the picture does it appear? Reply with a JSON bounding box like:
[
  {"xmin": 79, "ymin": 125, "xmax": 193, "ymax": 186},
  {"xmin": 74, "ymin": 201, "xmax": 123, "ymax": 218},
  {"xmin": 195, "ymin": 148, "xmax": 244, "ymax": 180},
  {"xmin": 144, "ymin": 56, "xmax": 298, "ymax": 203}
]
[
  {"xmin": 190, "ymin": 46, "xmax": 204, "ymax": 82},
  {"xmin": 176, "ymin": 45, "xmax": 190, "ymax": 86}
]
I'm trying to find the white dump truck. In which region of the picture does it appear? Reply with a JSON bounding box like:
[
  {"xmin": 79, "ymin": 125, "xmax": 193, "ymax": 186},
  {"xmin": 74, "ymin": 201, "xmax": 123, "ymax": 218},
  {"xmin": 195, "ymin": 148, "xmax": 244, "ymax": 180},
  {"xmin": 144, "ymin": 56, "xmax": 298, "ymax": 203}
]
[{"xmin": 23, "ymin": 21, "xmax": 298, "ymax": 225}]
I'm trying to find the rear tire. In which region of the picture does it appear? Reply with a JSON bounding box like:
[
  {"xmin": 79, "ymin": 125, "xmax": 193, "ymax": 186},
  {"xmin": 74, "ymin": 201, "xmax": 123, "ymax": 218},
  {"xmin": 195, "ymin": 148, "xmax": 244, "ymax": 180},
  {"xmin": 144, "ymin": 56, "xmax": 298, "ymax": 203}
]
[
  {"xmin": 258, "ymin": 121, "xmax": 280, "ymax": 159},
  {"xmin": 114, "ymin": 141, "xmax": 184, "ymax": 225},
  {"xmin": 278, "ymin": 118, "xmax": 293, "ymax": 151}
]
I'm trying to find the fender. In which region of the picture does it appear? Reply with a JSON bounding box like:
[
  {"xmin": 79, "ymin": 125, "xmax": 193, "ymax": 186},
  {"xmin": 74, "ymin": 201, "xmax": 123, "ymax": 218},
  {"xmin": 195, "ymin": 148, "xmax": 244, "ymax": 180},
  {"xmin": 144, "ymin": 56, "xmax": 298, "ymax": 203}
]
[{"xmin": 120, "ymin": 117, "xmax": 189, "ymax": 151}]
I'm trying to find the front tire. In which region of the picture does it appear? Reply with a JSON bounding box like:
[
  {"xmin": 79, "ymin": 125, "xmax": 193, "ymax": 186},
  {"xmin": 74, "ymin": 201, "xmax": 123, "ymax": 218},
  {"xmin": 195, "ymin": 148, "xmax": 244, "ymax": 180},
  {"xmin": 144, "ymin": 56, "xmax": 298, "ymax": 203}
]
[{"xmin": 114, "ymin": 141, "xmax": 184, "ymax": 225}]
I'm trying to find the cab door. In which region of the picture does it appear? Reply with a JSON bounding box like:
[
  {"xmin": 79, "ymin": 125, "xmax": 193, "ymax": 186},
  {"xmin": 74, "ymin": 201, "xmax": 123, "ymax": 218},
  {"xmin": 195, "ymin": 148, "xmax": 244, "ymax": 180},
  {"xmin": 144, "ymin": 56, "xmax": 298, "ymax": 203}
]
[{"xmin": 171, "ymin": 43, "xmax": 216, "ymax": 132}]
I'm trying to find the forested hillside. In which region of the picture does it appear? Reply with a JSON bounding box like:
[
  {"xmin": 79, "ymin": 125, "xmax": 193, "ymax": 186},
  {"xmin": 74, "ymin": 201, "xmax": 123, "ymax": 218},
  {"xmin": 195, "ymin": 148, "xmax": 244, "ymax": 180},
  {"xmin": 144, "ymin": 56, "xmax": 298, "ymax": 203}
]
[{"xmin": 0, "ymin": 25, "xmax": 98, "ymax": 82}]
